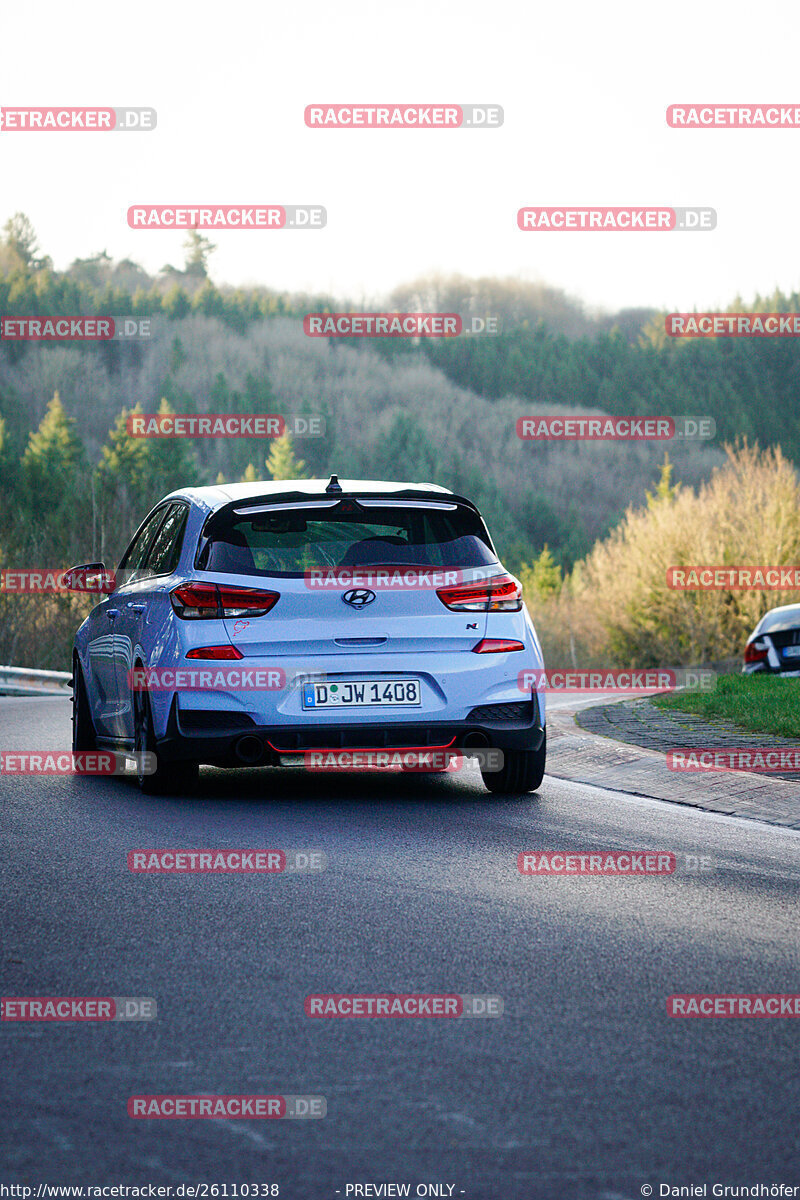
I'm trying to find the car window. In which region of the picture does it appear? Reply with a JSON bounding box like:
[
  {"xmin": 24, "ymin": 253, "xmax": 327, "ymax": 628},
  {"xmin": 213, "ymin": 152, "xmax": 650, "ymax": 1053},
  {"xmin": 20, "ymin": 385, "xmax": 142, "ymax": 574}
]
[
  {"xmin": 759, "ymin": 607, "xmax": 800, "ymax": 633},
  {"xmin": 144, "ymin": 504, "xmax": 188, "ymax": 577},
  {"xmin": 118, "ymin": 506, "xmax": 171, "ymax": 574},
  {"xmin": 200, "ymin": 504, "xmax": 498, "ymax": 576}
]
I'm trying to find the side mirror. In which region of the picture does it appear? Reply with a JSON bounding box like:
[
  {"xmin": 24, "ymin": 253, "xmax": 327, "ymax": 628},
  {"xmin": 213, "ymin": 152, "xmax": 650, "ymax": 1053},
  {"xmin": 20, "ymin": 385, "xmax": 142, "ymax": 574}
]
[{"xmin": 63, "ymin": 562, "xmax": 117, "ymax": 594}]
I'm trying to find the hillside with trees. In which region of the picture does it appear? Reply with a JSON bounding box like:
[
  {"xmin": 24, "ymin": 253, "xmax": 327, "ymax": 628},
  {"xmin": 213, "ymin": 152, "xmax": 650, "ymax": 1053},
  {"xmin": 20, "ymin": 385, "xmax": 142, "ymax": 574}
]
[{"xmin": 1, "ymin": 213, "xmax": 797, "ymax": 668}]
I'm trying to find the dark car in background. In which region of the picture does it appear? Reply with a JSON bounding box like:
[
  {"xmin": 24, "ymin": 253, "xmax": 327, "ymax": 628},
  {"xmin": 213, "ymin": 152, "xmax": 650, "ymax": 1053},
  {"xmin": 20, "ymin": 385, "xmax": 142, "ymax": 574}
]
[{"xmin": 743, "ymin": 603, "xmax": 800, "ymax": 675}]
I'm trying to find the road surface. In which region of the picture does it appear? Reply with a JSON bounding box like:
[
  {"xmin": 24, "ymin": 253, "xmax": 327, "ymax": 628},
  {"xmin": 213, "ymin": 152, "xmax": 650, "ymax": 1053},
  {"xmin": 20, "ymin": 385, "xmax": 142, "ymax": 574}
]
[{"xmin": 2, "ymin": 696, "xmax": 799, "ymax": 1198}]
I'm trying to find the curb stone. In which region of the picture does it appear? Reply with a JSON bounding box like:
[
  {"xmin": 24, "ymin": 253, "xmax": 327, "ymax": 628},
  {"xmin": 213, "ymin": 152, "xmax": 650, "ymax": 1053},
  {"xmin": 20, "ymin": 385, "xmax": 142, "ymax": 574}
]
[{"xmin": 544, "ymin": 699, "xmax": 800, "ymax": 830}]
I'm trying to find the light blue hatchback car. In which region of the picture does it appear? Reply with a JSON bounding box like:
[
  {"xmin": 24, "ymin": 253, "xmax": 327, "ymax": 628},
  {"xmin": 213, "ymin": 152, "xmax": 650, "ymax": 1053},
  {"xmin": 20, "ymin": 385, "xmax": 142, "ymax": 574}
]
[{"xmin": 68, "ymin": 476, "xmax": 546, "ymax": 794}]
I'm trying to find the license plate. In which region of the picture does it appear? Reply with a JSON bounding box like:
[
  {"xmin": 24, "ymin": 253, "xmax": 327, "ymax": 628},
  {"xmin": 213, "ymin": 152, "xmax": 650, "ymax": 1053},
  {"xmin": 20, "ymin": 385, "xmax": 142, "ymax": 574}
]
[
  {"xmin": 302, "ymin": 679, "xmax": 421, "ymax": 709},
  {"xmin": 783, "ymin": 646, "xmax": 800, "ymax": 657}
]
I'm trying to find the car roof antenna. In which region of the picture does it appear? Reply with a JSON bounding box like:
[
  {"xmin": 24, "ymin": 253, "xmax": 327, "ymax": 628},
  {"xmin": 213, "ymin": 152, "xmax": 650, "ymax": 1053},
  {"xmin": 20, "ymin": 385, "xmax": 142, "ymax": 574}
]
[{"xmin": 326, "ymin": 474, "xmax": 343, "ymax": 494}]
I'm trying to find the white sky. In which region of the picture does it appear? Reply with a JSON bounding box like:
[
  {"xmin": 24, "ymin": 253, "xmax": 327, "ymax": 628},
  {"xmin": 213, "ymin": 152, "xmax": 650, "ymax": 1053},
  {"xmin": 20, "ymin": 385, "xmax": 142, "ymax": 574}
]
[{"xmin": 1, "ymin": 0, "xmax": 798, "ymax": 313}]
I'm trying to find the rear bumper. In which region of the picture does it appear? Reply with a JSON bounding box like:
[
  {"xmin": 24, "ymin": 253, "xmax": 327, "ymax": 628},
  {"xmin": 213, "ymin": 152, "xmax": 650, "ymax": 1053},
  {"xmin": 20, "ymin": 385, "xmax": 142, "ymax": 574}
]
[
  {"xmin": 742, "ymin": 663, "xmax": 800, "ymax": 676},
  {"xmin": 157, "ymin": 694, "xmax": 545, "ymax": 764}
]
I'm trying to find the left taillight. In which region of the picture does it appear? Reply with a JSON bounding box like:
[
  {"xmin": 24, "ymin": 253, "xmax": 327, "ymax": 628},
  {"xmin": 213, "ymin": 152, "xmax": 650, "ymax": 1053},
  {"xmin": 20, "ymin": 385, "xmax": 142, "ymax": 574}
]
[
  {"xmin": 436, "ymin": 572, "xmax": 522, "ymax": 612},
  {"xmin": 170, "ymin": 582, "xmax": 280, "ymax": 619},
  {"xmin": 744, "ymin": 638, "xmax": 769, "ymax": 664}
]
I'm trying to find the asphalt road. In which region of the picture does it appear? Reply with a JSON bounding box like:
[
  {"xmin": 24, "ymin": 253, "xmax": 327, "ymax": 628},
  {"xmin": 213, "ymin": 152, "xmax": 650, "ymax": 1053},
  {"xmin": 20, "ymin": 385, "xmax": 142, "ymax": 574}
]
[{"xmin": 1, "ymin": 696, "xmax": 799, "ymax": 1198}]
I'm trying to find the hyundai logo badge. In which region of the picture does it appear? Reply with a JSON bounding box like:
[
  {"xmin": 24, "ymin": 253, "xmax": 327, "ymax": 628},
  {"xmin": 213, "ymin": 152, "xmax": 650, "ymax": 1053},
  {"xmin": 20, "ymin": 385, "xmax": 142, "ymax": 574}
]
[{"xmin": 342, "ymin": 589, "xmax": 376, "ymax": 608}]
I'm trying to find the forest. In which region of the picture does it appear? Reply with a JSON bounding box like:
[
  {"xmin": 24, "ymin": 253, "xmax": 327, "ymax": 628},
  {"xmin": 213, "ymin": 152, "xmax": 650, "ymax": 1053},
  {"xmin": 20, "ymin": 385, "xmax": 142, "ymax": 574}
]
[{"xmin": 1, "ymin": 212, "xmax": 796, "ymax": 668}]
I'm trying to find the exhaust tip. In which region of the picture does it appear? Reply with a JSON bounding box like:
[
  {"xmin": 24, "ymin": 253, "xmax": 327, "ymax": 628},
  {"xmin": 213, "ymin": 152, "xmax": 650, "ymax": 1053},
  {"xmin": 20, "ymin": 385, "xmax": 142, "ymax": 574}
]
[
  {"xmin": 235, "ymin": 734, "xmax": 264, "ymax": 765},
  {"xmin": 463, "ymin": 731, "xmax": 490, "ymax": 749}
]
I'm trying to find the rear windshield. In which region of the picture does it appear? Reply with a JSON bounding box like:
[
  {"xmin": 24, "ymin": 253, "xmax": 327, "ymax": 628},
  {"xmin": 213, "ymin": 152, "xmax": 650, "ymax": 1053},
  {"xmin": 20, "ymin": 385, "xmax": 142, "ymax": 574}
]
[
  {"xmin": 198, "ymin": 503, "xmax": 497, "ymax": 576},
  {"xmin": 758, "ymin": 607, "xmax": 800, "ymax": 633}
]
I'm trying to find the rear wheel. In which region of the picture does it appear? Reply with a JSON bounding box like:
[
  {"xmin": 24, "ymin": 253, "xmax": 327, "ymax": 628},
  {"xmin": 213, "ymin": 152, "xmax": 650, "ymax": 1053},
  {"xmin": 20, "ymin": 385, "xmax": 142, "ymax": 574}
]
[
  {"xmin": 481, "ymin": 732, "xmax": 546, "ymax": 794},
  {"xmin": 72, "ymin": 659, "xmax": 98, "ymax": 752},
  {"xmin": 133, "ymin": 687, "xmax": 199, "ymax": 795}
]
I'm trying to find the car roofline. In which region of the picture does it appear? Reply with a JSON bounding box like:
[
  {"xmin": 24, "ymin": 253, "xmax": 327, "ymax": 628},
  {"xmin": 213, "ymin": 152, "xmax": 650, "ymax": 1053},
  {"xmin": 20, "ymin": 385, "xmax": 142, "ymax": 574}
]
[
  {"xmin": 200, "ymin": 486, "xmax": 482, "ymax": 527},
  {"xmin": 163, "ymin": 478, "xmax": 454, "ymax": 514},
  {"xmin": 193, "ymin": 486, "xmax": 495, "ymax": 565}
]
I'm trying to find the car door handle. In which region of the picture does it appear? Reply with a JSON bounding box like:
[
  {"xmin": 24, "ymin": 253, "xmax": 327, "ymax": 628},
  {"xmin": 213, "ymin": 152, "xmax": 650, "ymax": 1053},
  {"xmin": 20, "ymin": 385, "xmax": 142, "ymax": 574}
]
[
  {"xmin": 106, "ymin": 609, "xmax": 119, "ymax": 620},
  {"xmin": 126, "ymin": 602, "xmax": 146, "ymax": 613}
]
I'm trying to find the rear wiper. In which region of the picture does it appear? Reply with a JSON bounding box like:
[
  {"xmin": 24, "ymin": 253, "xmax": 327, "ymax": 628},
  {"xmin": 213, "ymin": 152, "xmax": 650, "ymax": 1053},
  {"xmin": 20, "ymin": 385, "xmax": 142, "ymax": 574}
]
[{"xmin": 345, "ymin": 561, "xmax": 438, "ymax": 571}]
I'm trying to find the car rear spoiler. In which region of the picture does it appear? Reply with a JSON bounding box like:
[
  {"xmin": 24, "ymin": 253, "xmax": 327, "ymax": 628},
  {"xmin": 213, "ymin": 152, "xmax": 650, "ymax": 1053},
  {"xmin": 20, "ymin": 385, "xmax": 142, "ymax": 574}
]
[{"xmin": 197, "ymin": 487, "xmax": 494, "ymax": 558}]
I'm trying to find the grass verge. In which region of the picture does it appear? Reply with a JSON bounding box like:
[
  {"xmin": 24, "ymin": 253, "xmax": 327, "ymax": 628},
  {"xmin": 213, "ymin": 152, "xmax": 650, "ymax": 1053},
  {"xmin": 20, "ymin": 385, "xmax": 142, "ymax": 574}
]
[{"xmin": 653, "ymin": 672, "xmax": 800, "ymax": 739}]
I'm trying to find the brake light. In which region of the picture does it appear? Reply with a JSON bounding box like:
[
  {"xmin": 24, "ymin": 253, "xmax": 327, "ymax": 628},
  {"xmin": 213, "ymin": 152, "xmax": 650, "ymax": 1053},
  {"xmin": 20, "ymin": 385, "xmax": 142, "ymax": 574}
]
[
  {"xmin": 472, "ymin": 638, "xmax": 526, "ymax": 653},
  {"xmin": 170, "ymin": 583, "xmax": 279, "ymax": 619},
  {"xmin": 170, "ymin": 583, "xmax": 219, "ymax": 619},
  {"xmin": 217, "ymin": 585, "xmax": 280, "ymax": 617},
  {"xmin": 744, "ymin": 638, "xmax": 769, "ymax": 664},
  {"xmin": 437, "ymin": 572, "xmax": 522, "ymax": 612},
  {"xmin": 186, "ymin": 645, "xmax": 244, "ymax": 660}
]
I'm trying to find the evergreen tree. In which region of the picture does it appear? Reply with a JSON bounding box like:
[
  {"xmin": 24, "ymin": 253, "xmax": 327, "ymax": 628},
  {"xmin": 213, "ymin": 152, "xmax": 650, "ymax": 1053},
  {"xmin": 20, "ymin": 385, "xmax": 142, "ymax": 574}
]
[
  {"xmin": 2, "ymin": 213, "xmax": 42, "ymax": 269},
  {"xmin": 22, "ymin": 392, "xmax": 86, "ymax": 504},
  {"xmin": 521, "ymin": 545, "xmax": 562, "ymax": 602},
  {"xmin": 183, "ymin": 229, "xmax": 216, "ymax": 278},
  {"xmin": 146, "ymin": 397, "xmax": 198, "ymax": 496},
  {"xmin": 162, "ymin": 285, "xmax": 191, "ymax": 319},
  {"xmin": 169, "ymin": 337, "xmax": 187, "ymax": 374},
  {"xmin": 95, "ymin": 403, "xmax": 155, "ymax": 559},
  {"xmin": 266, "ymin": 434, "xmax": 306, "ymax": 480},
  {"xmin": 646, "ymin": 454, "xmax": 679, "ymax": 509},
  {"xmin": 20, "ymin": 393, "xmax": 90, "ymax": 557}
]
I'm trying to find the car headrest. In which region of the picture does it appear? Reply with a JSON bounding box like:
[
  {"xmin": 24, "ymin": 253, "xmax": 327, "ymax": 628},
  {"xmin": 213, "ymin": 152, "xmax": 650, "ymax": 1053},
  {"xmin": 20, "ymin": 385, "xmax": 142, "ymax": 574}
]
[
  {"xmin": 338, "ymin": 537, "xmax": 411, "ymax": 566},
  {"xmin": 204, "ymin": 533, "xmax": 257, "ymax": 575}
]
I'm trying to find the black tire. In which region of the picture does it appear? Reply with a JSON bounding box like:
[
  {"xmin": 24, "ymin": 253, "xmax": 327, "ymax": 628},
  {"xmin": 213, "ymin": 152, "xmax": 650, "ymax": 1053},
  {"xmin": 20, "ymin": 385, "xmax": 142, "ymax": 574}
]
[
  {"xmin": 133, "ymin": 686, "xmax": 199, "ymax": 795},
  {"xmin": 481, "ymin": 732, "xmax": 546, "ymax": 794},
  {"xmin": 72, "ymin": 659, "xmax": 98, "ymax": 752}
]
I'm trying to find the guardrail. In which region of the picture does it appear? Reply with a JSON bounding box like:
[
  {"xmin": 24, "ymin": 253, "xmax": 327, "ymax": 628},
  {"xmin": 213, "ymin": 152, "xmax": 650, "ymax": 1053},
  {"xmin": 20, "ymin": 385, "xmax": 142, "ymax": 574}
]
[{"xmin": 0, "ymin": 665, "xmax": 72, "ymax": 697}]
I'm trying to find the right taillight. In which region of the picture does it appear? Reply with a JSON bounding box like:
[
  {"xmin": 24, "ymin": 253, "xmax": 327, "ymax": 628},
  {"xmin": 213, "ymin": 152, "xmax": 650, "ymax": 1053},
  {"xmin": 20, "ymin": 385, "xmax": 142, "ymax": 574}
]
[
  {"xmin": 170, "ymin": 582, "xmax": 279, "ymax": 619},
  {"xmin": 744, "ymin": 638, "xmax": 769, "ymax": 664},
  {"xmin": 472, "ymin": 638, "xmax": 525, "ymax": 653},
  {"xmin": 436, "ymin": 572, "xmax": 523, "ymax": 612},
  {"xmin": 186, "ymin": 645, "xmax": 244, "ymax": 660}
]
